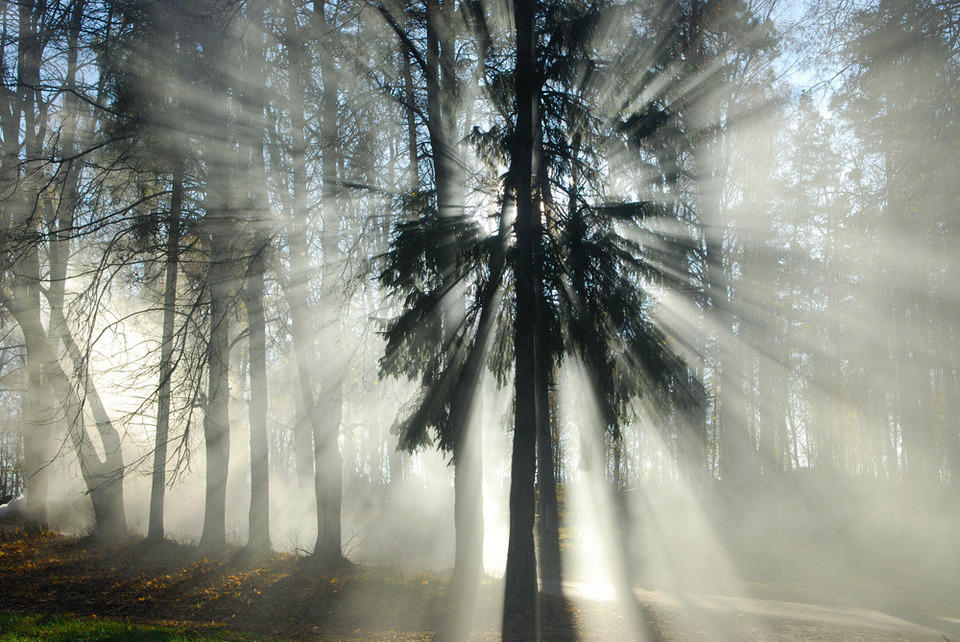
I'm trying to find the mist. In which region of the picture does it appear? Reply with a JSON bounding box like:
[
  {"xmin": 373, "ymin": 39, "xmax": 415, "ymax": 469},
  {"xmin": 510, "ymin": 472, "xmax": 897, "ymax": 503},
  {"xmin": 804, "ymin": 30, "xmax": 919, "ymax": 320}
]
[{"xmin": 0, "ymin": 0, "xmax": 958, "ymax": 639}]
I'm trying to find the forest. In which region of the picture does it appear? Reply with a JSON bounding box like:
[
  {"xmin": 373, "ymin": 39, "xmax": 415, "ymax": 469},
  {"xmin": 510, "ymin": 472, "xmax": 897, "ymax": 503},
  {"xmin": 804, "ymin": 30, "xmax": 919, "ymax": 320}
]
[{"xmin": 0, "ymin": 0, "xmax": 958, "ymax": 640}]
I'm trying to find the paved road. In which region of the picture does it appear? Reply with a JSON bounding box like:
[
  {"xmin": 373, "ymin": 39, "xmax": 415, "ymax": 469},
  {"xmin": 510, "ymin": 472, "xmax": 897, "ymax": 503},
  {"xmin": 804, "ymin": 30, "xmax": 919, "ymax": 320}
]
[{"xmin": 564, "ymin": 581, "xmax": 960, "ymax": 640}]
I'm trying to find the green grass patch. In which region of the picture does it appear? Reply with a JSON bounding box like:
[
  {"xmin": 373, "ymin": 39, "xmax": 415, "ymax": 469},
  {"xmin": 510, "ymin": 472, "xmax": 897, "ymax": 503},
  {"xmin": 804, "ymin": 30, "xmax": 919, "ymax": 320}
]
[{"xmin": 0, "ymin": 613, "xmax": 254, "ymax": 641}]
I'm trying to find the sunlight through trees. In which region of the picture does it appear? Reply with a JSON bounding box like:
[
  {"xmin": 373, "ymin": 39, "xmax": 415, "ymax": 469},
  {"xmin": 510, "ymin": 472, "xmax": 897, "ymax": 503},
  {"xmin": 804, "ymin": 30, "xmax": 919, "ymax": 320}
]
[{"xmin": 0, "ymin": 0, "xmax": 958, "ymax": 639}]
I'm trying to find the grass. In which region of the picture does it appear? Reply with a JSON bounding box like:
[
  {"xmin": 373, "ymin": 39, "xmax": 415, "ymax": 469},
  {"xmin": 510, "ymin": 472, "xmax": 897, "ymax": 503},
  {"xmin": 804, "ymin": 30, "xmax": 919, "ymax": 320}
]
[{"xmin": 0, "ymin": 612, "xmax": 253, "ymax": 641}]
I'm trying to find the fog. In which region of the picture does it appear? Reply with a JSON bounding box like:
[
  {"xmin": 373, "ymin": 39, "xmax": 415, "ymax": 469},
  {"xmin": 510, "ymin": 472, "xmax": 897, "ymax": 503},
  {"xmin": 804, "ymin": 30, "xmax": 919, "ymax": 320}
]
[{"xmin": 0, "ymin": 0, "xmax": 958, "ymax": 639}]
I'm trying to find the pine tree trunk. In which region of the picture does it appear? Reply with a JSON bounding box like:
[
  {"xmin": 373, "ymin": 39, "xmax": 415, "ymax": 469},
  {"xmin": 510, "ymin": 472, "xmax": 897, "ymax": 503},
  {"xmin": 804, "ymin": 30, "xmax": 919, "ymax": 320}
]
[
  {"xmin": 503, "ymin": 1, "xmax": 539, "ymax": 638},
  {"xmin": 949, "ymin": 353, "xmax": 960, "ymax": 490},
  {"xmin": 423, "ymin": 0, "xmax": 488, "ymax": 632},
  {"xmin": 533, "ymin": 150, "xmax": 561, "ymax": 597},
  {"xmin": 440, "ymin": 179, "xmax": 515, "ymax": 641},
  {"xmin": 196, "ymin": 0, "xmax": 239, "ymax": 554},
  {"xmin": 535, "ymin": 371, "xmax": 562, "ymax": 596},
  {"xmin": 313, "ymin": 385, "xmax": 344, "ymax": 562}
]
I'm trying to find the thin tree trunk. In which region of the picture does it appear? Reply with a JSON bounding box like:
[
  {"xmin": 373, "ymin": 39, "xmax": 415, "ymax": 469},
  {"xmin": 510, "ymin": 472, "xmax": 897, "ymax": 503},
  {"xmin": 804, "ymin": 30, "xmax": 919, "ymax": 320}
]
[
  {"xmin": 446, "ymin": 423, "xmax": 483, "ymax": 637},
  {"xmin": 949, "ymin": 357, "xmax": 960, "ymax": 490},
  {"xmin": 401, "ymin": 26, "xmax": 419, "ymax": 190},
  {"xmin": 439, "ymin": 188, "xmax": 511, "ymax": 641},
  {"xmin": 201, "ymin": 245, "xmax": 231, "ymax": 551},
  {"xmin": 195, "ymin": 0, "xmax": 239, "ymax": 553},
  {"xmin": 423, "ymin": 0, "xmax": 487, "ymax": 633},
  {"xmin": 393, "ymin": 44, "xmax": 422, "ymax": 499},
  {"xmin": 9, "ymin": 0, "xmax": 50, "ymax": 529},
  {"xmin": 240, "ymin": 0, "xmax": 272, "ymax": 557},
  {"xmin": 200, "ymin": 174, "xmax": 233, "ymax": 550},
  {"xmin": 148, "ymin": 162, "xmax": 183, "ymax": 542},
  {"xmin": 313, "ymin": 0, "xmax": 345, "ymax": 564},
  {"xmin": 246, "ymin": 249, "xmax": 270, "ymax": 553},
  {"xmin": 282, "ymin": 0, "xmax": 319, "ymax": 507}
]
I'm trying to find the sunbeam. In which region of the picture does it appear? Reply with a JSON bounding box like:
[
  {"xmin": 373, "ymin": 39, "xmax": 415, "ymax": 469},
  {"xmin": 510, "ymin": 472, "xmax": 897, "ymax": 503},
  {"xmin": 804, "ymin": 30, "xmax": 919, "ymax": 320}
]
[{"xmin": 0, "ymin": 0, "xmax": 957, "ymax": 640}]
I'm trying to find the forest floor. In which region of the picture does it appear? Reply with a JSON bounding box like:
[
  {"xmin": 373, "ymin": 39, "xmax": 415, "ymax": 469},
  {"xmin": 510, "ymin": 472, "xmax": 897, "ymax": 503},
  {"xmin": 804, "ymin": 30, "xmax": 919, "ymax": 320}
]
[{"xmin": 0, "ymin": 525, "xmax": 955, "ymax": 641}]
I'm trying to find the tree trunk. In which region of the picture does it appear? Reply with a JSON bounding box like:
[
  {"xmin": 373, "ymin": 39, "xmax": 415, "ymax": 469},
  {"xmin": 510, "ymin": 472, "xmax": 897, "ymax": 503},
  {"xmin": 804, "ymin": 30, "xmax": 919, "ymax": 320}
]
[
  {"xmin": 148, "ymin": 162, "xmax": 183, "ymax": 543},
  {"xmin": 445, "ymin": 425, "xmax": 483, "ymax": 637},
  {"xmin": 246, "ymin": 249, "xmax": 270, "ymax": 553},
  {"xmin": 239, "ymin": 0, "xmax": 272, "ymax": 557},
  {"xmin": 400, "ymin": 19, "xmax": 419, "ymax": 190},
  {"xmin": 536, "ymin": 373, "xmax": 562, "ymax": 596},
  {"xmin": 283, "ymin": 0, "xmax": 319, "ymax": 508},
  {"xmin": 423, "ymin": 0, "xmax": 488, "ymax": 632},
  {"xmin": 58, "ymin": 325, "xmax": 127, "ymax": 542},
  {"xmin": 503, "ymin": 1, "xmax": 539, "ymax": 638},
  {"xmin": 8, "ymin": 0, "xmax": 50, "ymax": 529},
  {"xmin": 0, "ymin": 285, "xmax": 127, "ymax": 541},
  {"xmin": 312, "ymin": 0, "xmax": 345, "ymax": 564},
  {"xmin": 949, "ymin": 355, "xmax": 960, "ymax": 490},
  {"xmin": 200, "ymin": 225, "xmax": 232, "ymax": 551},
  {"xmin": 439, "ymin": 191, "xmax": 510, "ymax": 639},
  {"xmin": 534, "ymin": 144, "xmax": 561, "ymax": 598},
  {"xmin": 89, "ymin": 469, "xmax": 126, "ymax": 541},
  {"xmin": 20, "ymin": 338, "xmax": 50, "ymax": 528}
]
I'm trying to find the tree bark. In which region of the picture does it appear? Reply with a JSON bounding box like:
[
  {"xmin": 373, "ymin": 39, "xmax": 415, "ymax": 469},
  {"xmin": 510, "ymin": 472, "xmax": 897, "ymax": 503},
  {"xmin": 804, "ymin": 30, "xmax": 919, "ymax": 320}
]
[
  {"xmin": 312, "ymin": 0, "xmax": 345, "ymax": 564},
  {"xmin": 200, "ymin": 219, "xmax": 232, "ymax": 550},
  {"xmin": 246, "ymin": 248, "xmax": 270, "ymax": 553},
  {"xmin": 0, "ymin": 286, "xmax": 127, "ymax": 541},
  {"xmin": 503, "ymin": 1, "xmax": 539, "ymax": 638},
  {"xmin": 535, "ymin": 365, "xmax": 562, "ymax": 596},
  {"xmin": 439, "ymin": 188, "xmax": 511, "ymax": 641},
  {"xmin": 533, "ymin": 141, "xmax": 562, "ymax": 598},
  {"xmin": 282, "ymin": 0, "xmax": 320, "ymax": 509},
  {"xmin": 55, "ymin": 319, "xmax": 127, "ymax": 541},
  {"xmin": 8, "ymin": 0, "xmax": 50, "ymax": 529},
  {"xmin": 148, "ymin": 161, "xmax": 183, "ymax": 543},
  {"xmin": 239, "ymin": 0, "xmax": 273, "ymax": 557},
  {"xmin": 199, "ymin": 133, "xmax": 234, "ymax": 550}
]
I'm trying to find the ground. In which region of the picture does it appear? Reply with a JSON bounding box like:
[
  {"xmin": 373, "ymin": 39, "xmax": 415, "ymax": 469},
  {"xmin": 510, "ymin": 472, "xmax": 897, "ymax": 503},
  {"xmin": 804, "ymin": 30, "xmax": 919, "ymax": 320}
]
[{"xmin": 0, "ymin": 526, "xmax": 955, "ymax": 640}]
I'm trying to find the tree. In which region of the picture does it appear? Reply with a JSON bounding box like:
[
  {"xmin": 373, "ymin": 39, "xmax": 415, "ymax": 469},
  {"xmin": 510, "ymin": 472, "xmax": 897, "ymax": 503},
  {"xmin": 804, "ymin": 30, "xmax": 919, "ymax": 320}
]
[
  {"xmin": 373, "ymin": 0, "xmax": 487, "ymax": 632},
  {"xmin": 1, "ymin": 0, "xmax": 135, "ymax": 541},
  {"xmin": 240, "ymin": 0, "xmax": 272, "ymax": 555},
  {"xmin": 828, "ymin": 0, "xmax": 960, "ymax": 483},
  {"xmin": 195, "ymin": 0, "xmax": 241, "ymax": 552},
  {"xmin": 380, "ymin": 2, "xmax": 705, "ymax": 637},
  {"xmin": 312, "ymin": 0, "xmax": 348, "ymax": 565}
]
